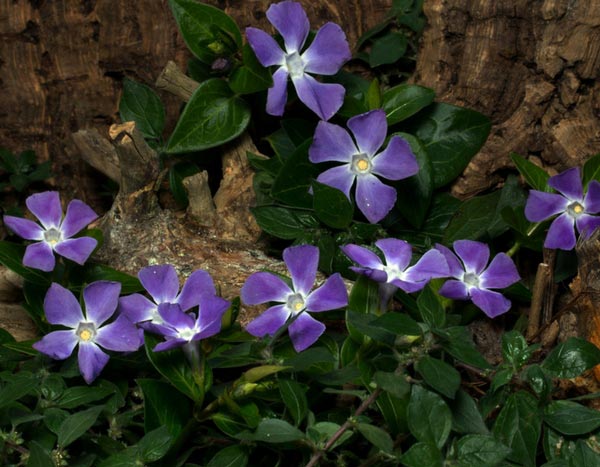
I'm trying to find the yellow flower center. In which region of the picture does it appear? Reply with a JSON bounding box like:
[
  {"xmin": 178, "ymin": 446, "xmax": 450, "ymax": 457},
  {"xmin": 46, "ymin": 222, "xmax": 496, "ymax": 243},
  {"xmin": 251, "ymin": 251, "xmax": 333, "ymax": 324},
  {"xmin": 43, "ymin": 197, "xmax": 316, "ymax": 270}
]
[
  {"xmin": 79, "ymin": 329, "xmax": 93, "ymax": 341},
  {"xmin": 44, "ymin": 228, "xmax": 62, "ymax": 246},
  {"xmin": 567, "ymin": 201, "xmax": 585, "ymax": 217},
  {"xmin": 356, "ymin": 159, "xmax": 369, "ymax": 171},
  {"xmin": 76, "ymin": 322, "xmax": 96, "ymax": 342},
  {"xmin": 287, "ymin": 293, "xmax": 305, "ymax": 315},
  {"xmin": 351, "ymin": 153, "xmax": 372, "ymax": 174}
]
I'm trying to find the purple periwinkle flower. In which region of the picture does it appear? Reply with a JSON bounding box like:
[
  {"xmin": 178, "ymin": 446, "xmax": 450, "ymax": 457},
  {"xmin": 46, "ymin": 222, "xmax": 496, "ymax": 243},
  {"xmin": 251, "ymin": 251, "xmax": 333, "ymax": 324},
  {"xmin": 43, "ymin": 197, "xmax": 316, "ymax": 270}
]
[
  {"xmin": 309, "ymin": 109, "xmax": 419, "ymax": 223},
  {"xmin": 241, "ymin": 244, "xmax": 348, "ymax": 352},
  {"xmin": 246, "ymin": 1, "xmax": 351, "ymax": 120},
  {"xmin": 524, "ymin": 167, "xmax": 600, "ymax": 250},
  {"xmin": 33, "ymin": 282, "xmax": 142, "ymax": 384},
  {"xmin": 3, "ymin": 191, "xmax": 98, "ymax": 271},
  {"xmin": 435, "ymin": 240, "xmax": 520, "ymax": 318}
]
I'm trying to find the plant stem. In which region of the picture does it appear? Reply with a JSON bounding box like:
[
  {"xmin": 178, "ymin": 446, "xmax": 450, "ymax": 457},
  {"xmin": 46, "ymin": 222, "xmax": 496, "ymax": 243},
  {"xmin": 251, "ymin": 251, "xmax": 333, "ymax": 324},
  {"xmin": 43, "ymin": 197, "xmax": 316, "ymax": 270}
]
[{"xmin": 304, "ymin": 388, "xmax": 383, "ymax": 467}]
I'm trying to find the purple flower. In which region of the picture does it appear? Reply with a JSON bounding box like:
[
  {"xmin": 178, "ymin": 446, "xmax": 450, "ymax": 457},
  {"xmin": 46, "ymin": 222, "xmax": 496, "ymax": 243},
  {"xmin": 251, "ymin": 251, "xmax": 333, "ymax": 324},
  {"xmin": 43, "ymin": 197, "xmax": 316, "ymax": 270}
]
[
  {"xmin": 118, "ymin": 264, "xmax": 217, "ymax": 332},
  {"xmin": 524, "ymin": 167, "xmax": 600, "ymax": 250},
  {"xmin": 150, "ymin": 296, "xmax": 230, "ymax": 352},
  {"xmin": 33, "ymin": 282, "xmax": 142, "ymax": 384},
  {"xmin": 3, "ymin": 191, "xmax": 98, "ymax": 271},
  {"xmin": 342, "ymin": 239, "xmax": 449, "ymax": 293},
  {"xmin": 241, "ymin": 244, "xmax": 348, "ymax": 352},
  {"xmin": 309, "ymin": 109, "xmax": 419, "ymax": 223},
  {"xmin": 246, "ymin": 1, "xmax": 351, "ymax": 120},
  {"xmin": 435, "ymin": 240, "xmax": 520, "ymax": 318}
]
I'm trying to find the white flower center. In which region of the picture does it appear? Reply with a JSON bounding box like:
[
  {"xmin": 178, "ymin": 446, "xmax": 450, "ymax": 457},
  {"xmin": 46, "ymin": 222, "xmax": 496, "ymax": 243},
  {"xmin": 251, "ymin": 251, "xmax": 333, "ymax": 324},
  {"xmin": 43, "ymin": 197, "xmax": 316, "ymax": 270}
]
[
  {"xmin": 285, "ymin": 52, "xmax": 305, "ymax": 78},
  {"xmin": 44, "ymin": 228, "xmax": 62, "ymax": 246},
  {"xmin": 286, "ymin": 293, "xmax": 305, "ymax": 315},
  {"xmin": 178, "ymin": 326, "xmax": 197, "ymax": 341},
  {"xmin": 567, "ymin": 201, "xmax": 584, "ymax": 218},
  {"xmin": 351, "ymin": 153, "xmax": 372, "ymax": 175},
  {"xmin": 383, "ymin": 264, "xmax": 404, "ymax": 282},
  {"xmin": 76, "ymin": 322, "xmax": 97, "ymax": 342},
  {"xmin": 462, "ymin": 272, "xmax": 480, "ymax": 288}
]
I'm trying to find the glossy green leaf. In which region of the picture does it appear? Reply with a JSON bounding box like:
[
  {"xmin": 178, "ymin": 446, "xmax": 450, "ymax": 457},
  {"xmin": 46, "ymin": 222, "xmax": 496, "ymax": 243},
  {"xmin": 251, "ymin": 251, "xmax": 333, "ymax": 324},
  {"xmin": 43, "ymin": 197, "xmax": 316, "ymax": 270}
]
[
  {"xmin": 0, "ymin": 372, "xmax": 39, "ymax": 409},
  {"xmin": 449, "ymin": 390, "xmax": 489, "ymax": 435},
  {"xmin": 405, "ymin": 103, "xmax": 491, "ymax": 188},
  {"xmin": 369, "ymin": 32, "xmax": 407, "ymax": 67},
  {"xmin": 438, "ymin": 327, "xmax": 492, "ymax": 369},
  {"xmin": 510, "ymin": 152, "xmax": 550, "ymax": 191},
  {"xmin": 169, "ymin": 0, "xmax": 242, "ymax": 63},
  {"xmin": 357, "ymin": 423, "xmax": 394, "ymax": 453},
  {"xmin": 83, "ymin": 264, "xmax": 142, "ymax": 294},
  {"xmin": 407, "ymin": 385, "xmax": 452, "ymax": 448},
  {"xmin": 370, "ymin": 312, "xmax": 422, "ymax": 337},
  {"xmin": 168, "ymin": 161, "xmax": 200, "ymax": 207},
  {"xmin": 373, "ymin": 371, "xmax": 410, "ymax": 399},
  {"xmin": 229, "ymin": 44, "xmax": 273, "ymax": 94},
  {"xmin": 415, "ymin": 355, "xmax": 461, "ymax": 399},
  {"xmin": 212, "ymin": 412, "xmax": 248, "ymax": 437},
  {"xmin": 377, "ymin": 390, "xmax": 409, "ymax": 436},
  {"xmin": 137, "ymin": 379, "xmax": 191, "ymax": 439},
  {"xmin": 383, "ymin": 84, "xmax": 435, "ymax": 125},
  {"xmin": 0, "ymin": 241, "xmax": 51, "ymax": 285},
  {"xmin": 251, "ymin": 418, "xmax": 305, "ymax": 443},
  {"xmin": 119, "ymin": 78, "xmax": 165, "ymax": 139},
  {"xmin": 167, "ymin": 79, "xmax": 250, "ymax": 153},
  {"xmin": 400, "ymin": 442, "xmax": 443, "ymax": 467},
  {"xmin": 57, "ymin": 405, "xmax": 104, "ymax": 447},
  {"xmin": 307, "ymin": 421, "xmax": 353, "ymax": 449},
  {"xmin": 271, "ymin": 140, "xmax": 316, "ymax": 208},
  {"xmin": 542, "ymin": 337, "xmax": 600, "ymax": 378},
  {"xmin": 27, "ymin": 441, "xmax": 54, "ymax": 467},
  {"xmin": 207, "ymin": 445, "xmax": 248, "ymax": 467},
  {"xmin": 582, "ymin": 153, "xmax": 600, "ymax": 187},
  {"xmin": 347, "ymin": 307, "xmax": 393, "ymax": 344},
  {"xmin": 279, "ymin": 379, "xmax": 308, "ymax": 425},
  {"xmin": 366, "ymin": 78, "xmax": 382, "ymax": 109},
  {"xmin": 138, "ymin": 425, "xmax": 172, "ymax": 462},
  {"xmin": 443, "ymin": 191, "xmax": 501, "ymax": 243},
  {"xmin": 56, "ymin": 385, "xmax": 113, "ymax": 409},
  {"xmin": 251, "ymin": 206, "xmax": 318, "ymax": 239},
  {"xmin": 545, "ymin": 400, "xmax": 600, "ymax": 435},
  {"xmin": 242, "ymin": 365, "xmax": 289, "ymax": 383},
  {"xmin": 486, "ymin": 175, "xmax": 528, "ymax": 239},
  {"xmin": 455, "ymin": 434, "xmax": 512, "ymax": 467},
  {"xmin": 492, "ymin": 391, "xmax": 541, "ymax": 466},
  {"xmin": 417, "ymin": 284, "xmax": 445, "ymax": 328},
  {"xmin": 312, "ymin": 181, "xmax": 354, "ymax": 229}
]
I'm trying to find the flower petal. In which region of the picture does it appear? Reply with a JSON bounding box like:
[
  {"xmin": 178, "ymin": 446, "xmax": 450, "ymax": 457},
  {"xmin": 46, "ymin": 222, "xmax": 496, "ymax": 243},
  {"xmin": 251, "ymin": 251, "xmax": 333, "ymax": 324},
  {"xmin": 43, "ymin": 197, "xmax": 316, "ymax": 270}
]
[
  {"xmin": 480, "ymin": 253, "xmax": 520, "ymax": 289},
  {"xmin": 177, "ymin": 269, "xmax": 217, "ymax": 312},
  {"xmin": 33, "ymin": 330, "xmax": 78, "ymax": 360},
  {"xmin": 371, "ymin": 136, "xmax": 419, "ymax": 181},
  {"xmin": 349, "ymin": 266, "xmax": 388, "ymax": 283},
  {"xmin": 355, "ymin": 174, "xmax": 396, "ymax": 224},
  {"xmin": 54, "ymin": 237, "xmax": 97, "ymax": 265},
  {"xmin": 3, "ymin": 216, "xmax": 44, "ymax": 240},
  {"xmin": 341, "ymin": 244, "xmax": 383, "ymax": 270},
  {"xmin": 246, "ymin": 304, "xmax": 290, "ymax": 337},
  {"xmin": 266, "ymin": 0, "xmax": 309, "ymax": 53},
  {"xmin": 158, "ymin": 303, "xmax": 194, "ymax": 330},
  {"xmin": 83, "ymin": 281, "xmax": 121, "ymax": 326},
  {"xmin": 375, "ymin": 238, "xmax": 412, "ymax": 272},
  {"xmin": 454, "ymin": 240, "xmax": 489, "ymax": 275},
  {"xmin": 241, "ymin": 271, "xmax": 292, "ymax": 305},
  {"xmin": 139, "ymin": 265, "xmax": 180, "ymax": 304},
  {"xmin": 438, "ymin": 279, "xmax": 470, "ymax": 300},
  {"xmin": 291, "ymin": 74, "xmax": 345, "ymax": 121},
  {"xmin": 60, "ymin": 199, "xmax": 98, "ymax": 239},
  {"xmin": 196, "ymin": 295, "xmax": 229, "ymax": 336},
  {"xmin": 288, "ymin": 312, "xmax": 325, "ymax": 352},
  {"xmin": 470, "ymin": 288, "xmax": 512, "ymax": 318},
  {"xmin": 284, "ymin": 244, "xmax": 318, "ymax": 296},
  {"xmin": 583, "ymin": 180, "xmax": 600, "ymax": 213},
  {"xmin": 347, "ymin": 110, "xmax": 387, "ymax": 157},
  {"xmin": 26, "ymin": 191, "xmax": 62, "ymax": 229},
  {"xmin": 309, "ymin": 121, "xmax": 357, "ymax": 164},
  {"xmin": 44, "ymin": 283, "xmax": 83, "ymax": 327},
  {"xmin": 245, "ymin": 27, "xmax": 285, "ymax": 67},
  {"xmin": 316, "ymin": 165, "xmax": 355, "ymax": 199},
  {"xmin": 404, "ymin": 249, "xmax": 449, "ymax": 282},
  {"xmin": 154, "ymin": 338, "xmax": 188, "ymax": 352},
  {"xmin": 302, "ymin": 22, "xmax": 350, "ymax": 75},
  {"xmin": 548, "ymin": 167, "xmax": 583, "ymax": 200},
  {"xmin": 305, "ymin": 273, "xmax": 348, "ymax": 312},
  {"xmin": 524, "ymin": 190, "xmax": 569, "ymax": 222},
  {"xmin": 95, "ymin": 315, "xmax": 142, "ymax": 352},
  {"xmin": 545, "ymin": 213, "xmax": 576, "ymax": 250},
  {"xmin": 118, "ymin": 294, "xmax": 157, "ymax": 324},
  {"xmin": 266, "ymin": 67, "xmax": 289, "ymax": 116},
  {"xmin": 23, "ymin": 242, "xmax": 55, "ymax": 272},
  {"xmin": 390, "ymin": 277, "xmax": 427, "ymax": 293},
  {"xmin": 576, "ymin": 213, "xmax": 600, "ymax": 240},
  {"xmin": 78, "ymin": 342, "xmax": 110, "ymax": 384},
  {"xmin": 434, "ymin": 244, "xmax": 464, "ymax": 278}
]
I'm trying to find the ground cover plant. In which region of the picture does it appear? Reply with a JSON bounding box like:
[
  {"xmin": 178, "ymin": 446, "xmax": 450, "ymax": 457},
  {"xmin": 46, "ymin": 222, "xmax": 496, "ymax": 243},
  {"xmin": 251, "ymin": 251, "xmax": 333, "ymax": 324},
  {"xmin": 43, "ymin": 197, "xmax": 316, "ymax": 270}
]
[{"xmin": 1, "ymin": 1, "xmax": 600, "ymax": 466}]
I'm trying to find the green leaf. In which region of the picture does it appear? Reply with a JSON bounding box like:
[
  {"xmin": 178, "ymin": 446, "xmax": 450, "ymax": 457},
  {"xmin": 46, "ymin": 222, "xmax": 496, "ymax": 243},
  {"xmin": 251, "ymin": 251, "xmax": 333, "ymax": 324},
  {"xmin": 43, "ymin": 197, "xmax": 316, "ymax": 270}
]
[
  {"xmin": 27, "ymin": 441, "xmax": 54, "ymax": 467},
  {"xmin": 443, "ymin": 190, "xmax": 502, "ymax": 243},
  {"xmin": 369, "ymin": 32, "xmax": 407, "ymax": 67},
  {"xmin": 400, "ymin": 442, "xmax": 443, "ymax": 467},
  {"xmin": 510, "ymin": 153, "xmax": 550, "ymax": 191},
  {"xmin": 348, "ymin": 275, "xmax": 381, "ymax": 316},
  {"xmin": 229, "ymin": 43, "xmax": 273, "ymax": 94},
  {"xmin": 356, "ymin": 423, "xmax": 394, "ymax": 453},
  {"xmin": 251, "ymin": 206, "xmax": 318, "ymax": 240},
  {"xmin": 486, "ymin": 175, "xmax": 527, "ymax": 239},
  {"xmin": 56, "ymin": 385, "xmax": 113, "ymax": 409},
  {"xmin": 307, "ymin": 421, "xmax": 353, "ymax": 449},
  {"xmin": 455, "ymin": 434, "xmax": 512, "ymax": 467},
  {"xmin": 278, "ymin": 379, "xmax": 308, "ymax": 425},
  {"xmin": 168, "ymin": 161, "xmax": 200, "ymax": 207},
  {"xmin": 438, "ymin": 326, "xmax": 492, "ymax": 369},
  {"xmin": 415, "ymin": 355, "xmax": 461, "ymax": 399},
  {"xmin": 144, "ymin": 333, "xmax": 204, "ymax": 402},
  {"xmin": 373, "ymin": 371, "xmax": 410, "ymax": 399},
  {"xmin": 137, "ymin": 379, "xmax": 191, "ymax": 440},
  {"xmin": 138, "ymin": 425, "xmax": 173, "ymax": 463},
  {"xmin": 83, "ymin": 264, "xmax": 142, "ymax": 294},
  {"xmin": 119, "ymin": 78, "xmax": 165, "ymax": 139},
  {"xmin": 271, "ymin": 140, "xmax": 316, "ymax": 208},
  {"xmin": 394, "ymin": 133, "xmax": 433, "ymax": 228},
  {"xmin": 0, "ymin": 372, "xmax": 39, "ymax": 409},
  {"xmin": 582, "ymin": 153, "xmax": 600, "ymax": 187},
  {"xmin": 312, "ymin": 181, "xmax": 354, "ymax": 229},
  {"xmin": 0, "ymin": 241, "xmax": 51, "ymax": 285},
  {"xmin": 366, "ymin": 78, "xmax": 382, "ymax": 110},
  {"xmin": 544, "ymin": 400, "xmax": 600, "ymax": 436},
  {"xmin": 57, "ymin": 405, "xmax": 104, "ymax": 447},
  {"xmin": 449, "ymin": 390, "xmax": 489, "ymax": 435},
  {"xmin": 251, "ymin": 418, "xmax": 305, "ymax": 443},
  {"xmin": 376, "ymin": 390, "xmax": 409, "ymax": 436},
  {"xmin": 169, "ymin": 0, "xmax": 242, "ymax": 63},
  {"xmin": 207, "ymin": 445, "xmax": 248, "ymax": 467},
  {"xmin": 166, "ymin": 78, "xmax": 250, "ymax": 153},
  {"xmin": 242, "ymin": 365, "xmax": 289, "ymax": 383},
  {"xmin": 417, "ymin": 284, "xmax": 445, "ymax": 328},
  {"xmin": 370, "ymin": 312, "xmax": 422, "ymax": 337},
  {"xmin": 542, "ymin": 337, "xmax": 600, "ymax": 378},
  {"xmin": 405, "ymin": 103, "xmax": 491, "ymax": 188},
  {"xmin": 407, "ymin": 385, "xmax": 452, "ymax": 449},
  {"xmin": 212, "ymin": 412, "xmax": 249, "ymax": 437},
  {"xmin": 501, "ymin": 330, "xmax": 535, "ymax": 369},
  {"xmin": 383, "ymin": 84, "xmax": 435, "ymax": 125},
  {"xmin": 492, "ymin": 391, "xmax": 542, "ymax": 466}
]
